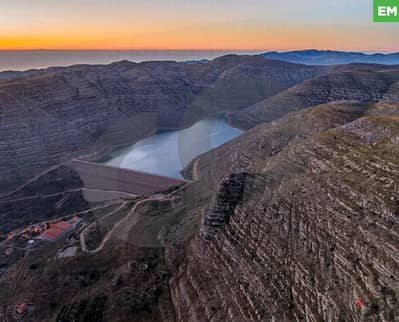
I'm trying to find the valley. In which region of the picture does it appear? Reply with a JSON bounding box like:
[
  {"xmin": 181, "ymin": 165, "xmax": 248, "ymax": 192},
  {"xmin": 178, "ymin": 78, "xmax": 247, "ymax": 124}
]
[{"xmin": 0, "ymin": 53, "xmax": 398, "ymax": 321}]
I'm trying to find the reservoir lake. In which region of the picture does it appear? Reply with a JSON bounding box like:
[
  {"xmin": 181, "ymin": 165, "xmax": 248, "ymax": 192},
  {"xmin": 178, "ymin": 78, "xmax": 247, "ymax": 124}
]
[{"xmin": 100, "ymin": 117, "xmax": 242, "ymax": 178}]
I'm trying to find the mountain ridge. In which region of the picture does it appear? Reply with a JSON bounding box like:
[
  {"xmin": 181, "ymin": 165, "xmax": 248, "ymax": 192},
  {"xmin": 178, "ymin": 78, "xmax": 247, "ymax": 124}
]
[
  {"xmin": 260, "ymin": 49, "xmax": 399, "ymax": 65},
  {"xmin": 0, "ymin": 54, "xmax": 398, "ymax": 321},
  {"xmin": 0, "ymin": 55, "xmax": 328, "ymax": 194}
]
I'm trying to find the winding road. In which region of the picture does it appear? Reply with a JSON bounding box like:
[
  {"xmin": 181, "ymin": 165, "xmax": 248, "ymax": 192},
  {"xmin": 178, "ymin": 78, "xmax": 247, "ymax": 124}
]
[{"xmin": 80, "ymin": 183, "xmax": 187, "ymax": 253}]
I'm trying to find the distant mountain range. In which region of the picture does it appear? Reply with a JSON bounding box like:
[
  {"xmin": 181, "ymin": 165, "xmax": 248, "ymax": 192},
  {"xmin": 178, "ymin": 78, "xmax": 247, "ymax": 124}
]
[{"xmin": 260, "ymin": 49, "xmax": 399, "ymax": 65}]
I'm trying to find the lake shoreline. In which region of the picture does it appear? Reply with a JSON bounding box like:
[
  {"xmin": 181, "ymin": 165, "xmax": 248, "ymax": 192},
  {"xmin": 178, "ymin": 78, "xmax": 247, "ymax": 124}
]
[{"xmin": 98, "ymin": 116, "xmax": 243, "ymax": 179}]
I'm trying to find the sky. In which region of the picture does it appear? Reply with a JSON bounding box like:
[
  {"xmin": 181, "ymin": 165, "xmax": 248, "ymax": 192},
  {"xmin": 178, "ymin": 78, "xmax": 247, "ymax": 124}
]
[{"xmin": 0, "ymin": 0, "xmax": 398, "ymax": 51}]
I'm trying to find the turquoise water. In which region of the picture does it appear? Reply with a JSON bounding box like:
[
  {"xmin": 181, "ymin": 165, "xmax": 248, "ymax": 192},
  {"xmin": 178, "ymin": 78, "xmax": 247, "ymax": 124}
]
[{"xmin": 101, "ymin": 117, "xmax": 242, "ymax": 178}]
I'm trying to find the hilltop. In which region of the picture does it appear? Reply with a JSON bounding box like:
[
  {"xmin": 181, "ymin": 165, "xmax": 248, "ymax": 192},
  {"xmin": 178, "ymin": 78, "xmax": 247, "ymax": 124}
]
[
  {"xmin": 227, "ymin": 65, "xmax": 399, "ymax": 128},
  {"xmin": 260, "ymin": 49, "xmax": 399, "ymax": 65}
]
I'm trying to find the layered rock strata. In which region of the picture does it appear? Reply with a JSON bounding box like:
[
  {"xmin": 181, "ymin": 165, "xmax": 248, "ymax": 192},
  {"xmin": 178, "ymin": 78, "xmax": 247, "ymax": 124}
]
[
  {"xmin": 0, "ymin": 56, "xmax": 326, "ymax": 194},
  {"xmin": 171, "ymin": 102, "xmax": 399, "ymax": 322},
  {"xmin": 228, "ymin": 69, "xmax": 399, "ymax": 129}
]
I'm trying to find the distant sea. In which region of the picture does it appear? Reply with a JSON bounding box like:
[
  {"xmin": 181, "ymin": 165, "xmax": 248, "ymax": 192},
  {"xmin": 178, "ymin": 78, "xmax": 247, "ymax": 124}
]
[{"xmin": 0, "ymin": 50, "xmax": 263, "ymax": 72}]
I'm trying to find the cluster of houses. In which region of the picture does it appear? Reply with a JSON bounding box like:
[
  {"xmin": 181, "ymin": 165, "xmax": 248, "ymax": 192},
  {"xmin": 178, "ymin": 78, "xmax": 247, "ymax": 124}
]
[
  {"xmin": 6, "ymin": 215, "xmax": 81, "ymax": 245},
  {"xmin": 37, "ymin": 216, "xmax": 81, "ymax": 241}
]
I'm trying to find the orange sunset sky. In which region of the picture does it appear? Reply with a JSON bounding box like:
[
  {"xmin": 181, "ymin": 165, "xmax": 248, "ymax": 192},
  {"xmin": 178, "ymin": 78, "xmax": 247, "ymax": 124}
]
[{"xmin": 1, "ymin": 0, "xmax": 398, "ymax": 51}]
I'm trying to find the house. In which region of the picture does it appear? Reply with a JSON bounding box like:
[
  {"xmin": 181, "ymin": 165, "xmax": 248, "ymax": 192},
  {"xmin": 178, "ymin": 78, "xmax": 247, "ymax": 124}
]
[{"xmin": 37, "ymin": 216, "xmax": 81, "ymax": 241}]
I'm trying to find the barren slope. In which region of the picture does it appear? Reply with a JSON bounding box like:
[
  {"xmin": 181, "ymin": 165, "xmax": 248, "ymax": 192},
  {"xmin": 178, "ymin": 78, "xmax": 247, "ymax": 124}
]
[
  {"xmin": 171, "ymin": 102, "xmax": 399, "ymax": 322},
  {"xmin": 228, "ymin": 68, "xmax": 399, "ymax": 129},
  {"xmin": 0, "ymin": 56, "xmax": 327, "ymax": 194}
]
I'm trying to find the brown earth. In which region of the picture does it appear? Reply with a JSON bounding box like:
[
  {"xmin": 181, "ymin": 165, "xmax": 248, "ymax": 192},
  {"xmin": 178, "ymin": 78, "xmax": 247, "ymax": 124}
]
[{"xmin": 0, "ymin": 56, "xmax": 399, "ymax": 321}]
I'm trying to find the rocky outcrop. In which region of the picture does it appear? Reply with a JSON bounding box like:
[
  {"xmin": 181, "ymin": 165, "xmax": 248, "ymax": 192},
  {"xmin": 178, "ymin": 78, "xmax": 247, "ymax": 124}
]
[
  {"xmin": 1, "ymin": 55, "xmax": 399, "ymax": 322},
  {"xmin": 186, "ymin": 55, "xmax": 326, "ymax": 119},
  {"xmin": 171, "ymin": 102, "xmax": 399, "ymax": 322},
  {"xmin": 383, "ymin": 81, "xmax": 399, "ymax": 102},
  {"xmin": 202, "ymin": 172, "xmax": 248, "ymax": 240},
  {"xmin": 0, "ymin": 56, "xmax": 328, "ymax": 194},
  {"xmin": 183, "ymin": 101, "xmax": 371, "ymax": 188},
  {"xmin": 1, "ymin": 56, "xmax": 398, "ymax": 195},
  {"xmin": 0, "ymin": 101, "xmax": 398, "ymax": 321},
  {"xmin": 228, "ymin": 69, "xmax": 399, "ymax": 129}
]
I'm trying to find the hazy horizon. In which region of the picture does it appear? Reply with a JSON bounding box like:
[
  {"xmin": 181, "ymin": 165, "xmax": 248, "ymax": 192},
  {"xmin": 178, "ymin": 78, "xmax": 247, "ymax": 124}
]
[
  {"xmin": 1, "ymin": 1, "xmax": 399, "ymax": 52},
  {"xmin": 0, "ymin": 49, "xmax": 262, "ymax": 71},
  {"xmin": 1, "ymin": 48, "xmax": 399, "ymax": 72},
  {"xmin": 0, "ymin": 48, "xmax": 398, "ymax": 53}
]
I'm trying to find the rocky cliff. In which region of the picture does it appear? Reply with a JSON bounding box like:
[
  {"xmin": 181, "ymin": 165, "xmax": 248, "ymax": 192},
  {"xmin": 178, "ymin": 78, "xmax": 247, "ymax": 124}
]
[
  {"xmin": 171, "ymin": 101, "xmax": 399, "ymax": 322},
  {"xmin": 1, "ymin": 56, "xmax": 398, "ymax": 195},
  {"xmin": 183, "ymin": 101, "xmax": 372, "ymax": 188},
  {"xmin": 0, "ymin": 56, "xmax": 327, "ymax": 194},
  {"xmin": 1, "ymin": 56, "xmax": 399, "ymax": 322},
  {"xmin": 1, "ymin": 100, "xmax": 395, "ymax": 322},
  {"xmin": 228, "ymin": 68, "xmax": 399, "ymax": 129},
  {"xmin": 201, "ymin": 172, "xmax": 248, "ymax": 240}
]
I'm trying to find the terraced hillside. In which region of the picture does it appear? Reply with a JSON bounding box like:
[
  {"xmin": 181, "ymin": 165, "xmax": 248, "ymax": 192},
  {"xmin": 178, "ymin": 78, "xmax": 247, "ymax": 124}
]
[
  {"xmin": 1, "ymin": 56, "xmax": 398, "ymax": 195},
  {"xmin": 0, "ymin": 55, "xmax": 326, "ymax": 194},
  {"xmin": 227, "ymin": 67, "xmax": 399, "ymax": 128},
  {"xmin": 171, "ymin": 101, "xmax": 399, "ymax": 322},
  {"xmin": 0, "ymin": 99, "xmax": 398, "ymax": 322},
  {"xmin": 0, "ymin": 55, "xmax": 398, "ymax": 322}
]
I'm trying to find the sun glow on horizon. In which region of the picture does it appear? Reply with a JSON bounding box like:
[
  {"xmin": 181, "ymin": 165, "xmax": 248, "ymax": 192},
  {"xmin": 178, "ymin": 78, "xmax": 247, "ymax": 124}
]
[{"xmin": 1, "ymin": 0, "xmax": 398, "ymax": 52}]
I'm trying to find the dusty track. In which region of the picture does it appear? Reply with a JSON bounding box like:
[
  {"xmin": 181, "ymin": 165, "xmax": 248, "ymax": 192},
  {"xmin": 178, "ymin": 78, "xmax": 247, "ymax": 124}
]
[
  {"xmin": 80, "ymin": 183, "xmax": 187, "ymax": 253},
  {"xmin": 81, "ymin": 196, "xmax": 164, "ymax": 253},
  {"xmin": 80, "ymin": 201, "xmax": 128, "ymax": 252},
  {"xmin": 0, "ymin": 188, "xmax": 137, "ymax": 204},
  {"xmin": 0, "ymin": 165, "xmax": 61, "ymax": 200}
]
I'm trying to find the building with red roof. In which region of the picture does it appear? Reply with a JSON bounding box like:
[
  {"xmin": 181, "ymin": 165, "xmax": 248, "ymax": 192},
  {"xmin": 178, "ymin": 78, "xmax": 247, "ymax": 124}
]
[{"xmin": 37, "ymin": 216, "xmax": 81, "ymax": 241}]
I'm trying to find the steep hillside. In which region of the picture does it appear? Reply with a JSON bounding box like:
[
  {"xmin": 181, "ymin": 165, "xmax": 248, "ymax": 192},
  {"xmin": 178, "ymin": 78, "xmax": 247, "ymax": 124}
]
[
  {"xmin": 184, "ymin": 55, "xmax": 325, "ymax": 120},
  {"xmin": 0, "ymin": 56, "xmax": 327, "ymax": 194},
  {"xmin": 0, "ymin": 166, "xmax": 87, "ymax": 234},
  {"xmin": 228, "ymin": 69, "xmax": 399, "ymax": 129},
  {"xmin": 2, "ymin": 55, "xmax": 397, "ymax": 194},
  {"xmin": 261, "ymin": 50, "xmax": 399, "ymax": 65},
  {"xmin": 0, "ymin": 101, "xmax": 398, "ymax": 322},
  {"xmin": 185, "ymin": 101, "xmax": 372, "ymax": 184},
  {"xmin": 1, "ymin": 55, "xmax": 399, "ymax": 321},
  {"xmin": 171, "ymin": 102, "xmax": 399, "ymax": 322}
]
